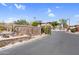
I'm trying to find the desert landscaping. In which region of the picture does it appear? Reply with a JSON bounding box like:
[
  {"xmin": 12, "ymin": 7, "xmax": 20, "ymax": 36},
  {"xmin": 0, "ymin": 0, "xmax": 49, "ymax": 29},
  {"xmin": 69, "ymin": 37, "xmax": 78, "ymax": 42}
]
[{"xmin": 0, "ymin": 18, "xmax": 79, "ymax": 48}]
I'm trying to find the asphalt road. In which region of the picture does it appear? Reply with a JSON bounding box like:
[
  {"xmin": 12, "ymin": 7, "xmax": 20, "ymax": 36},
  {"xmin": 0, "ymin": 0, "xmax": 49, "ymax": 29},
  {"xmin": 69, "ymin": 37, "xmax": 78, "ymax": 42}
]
[{"xmin": 0, "ymin": 31, "xmax": 79, "ymax": 55}]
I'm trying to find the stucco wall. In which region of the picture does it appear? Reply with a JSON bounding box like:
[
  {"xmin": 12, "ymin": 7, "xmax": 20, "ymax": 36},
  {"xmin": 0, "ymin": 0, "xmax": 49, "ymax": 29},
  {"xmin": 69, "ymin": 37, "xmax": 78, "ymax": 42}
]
[{"xmin": 14, "ymin": 25, "xmax": 41, "ymax": 36}]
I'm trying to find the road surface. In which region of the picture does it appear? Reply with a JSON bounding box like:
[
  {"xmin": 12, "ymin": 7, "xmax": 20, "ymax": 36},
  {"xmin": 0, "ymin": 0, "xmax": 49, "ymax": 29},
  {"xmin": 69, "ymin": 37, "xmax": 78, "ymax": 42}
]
[{"xmin": 0, "ymin": 31, "xmax": 79, "ymax": 55}]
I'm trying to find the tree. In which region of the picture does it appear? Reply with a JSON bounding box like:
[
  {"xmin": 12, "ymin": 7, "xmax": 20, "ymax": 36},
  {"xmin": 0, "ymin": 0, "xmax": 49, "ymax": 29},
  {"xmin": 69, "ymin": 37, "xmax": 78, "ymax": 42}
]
[
  {"xmin": 14, "ymin": 19, "xmax": 29, "ymax": 25},
  {"xmin": 31, "ymin": 21, "xmax": 42, "ymax": 26},
  {"xmin": 50, "ymin": 21, "xmax": 59, "ymax": 29},
  {"xmin": 59, "ymin": 19, "xmax": 68, "ymax": 29}
]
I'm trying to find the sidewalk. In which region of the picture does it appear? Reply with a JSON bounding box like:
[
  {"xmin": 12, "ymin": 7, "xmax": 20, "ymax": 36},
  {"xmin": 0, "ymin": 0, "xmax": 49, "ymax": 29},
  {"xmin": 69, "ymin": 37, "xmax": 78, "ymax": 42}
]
[{"xmin": 0, "ymin": 34, "xmax": 47, "ymax": 51}]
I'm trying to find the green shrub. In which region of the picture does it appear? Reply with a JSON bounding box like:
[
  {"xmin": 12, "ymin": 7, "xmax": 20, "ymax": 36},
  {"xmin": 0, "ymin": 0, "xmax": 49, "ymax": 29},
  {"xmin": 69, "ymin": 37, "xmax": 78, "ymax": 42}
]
[
  {"xmin": 31, "ymin": 21, "xmax": 40, "ymax": 26},
  {"xmin": 41, "ymin": 25, "xmax": 51, "ymax": 34},
  {"xmin": 70, "ymin": 28, "xmax": 77, "ymax": 33},
  {"xmin": 32, "ymin": 22, "xmax": 38, "ymax": 26}
]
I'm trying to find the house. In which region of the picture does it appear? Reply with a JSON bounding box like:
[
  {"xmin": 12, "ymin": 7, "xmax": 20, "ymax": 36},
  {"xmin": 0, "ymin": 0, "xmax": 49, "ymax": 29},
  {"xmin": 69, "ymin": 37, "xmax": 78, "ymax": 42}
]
[
  {"xmin": 67, "ymin": 25, "xmax": 79, "ymax": 32},
  {"xmin": 75, "ymin": 25, "xmax": 79, "ymax": 32}
]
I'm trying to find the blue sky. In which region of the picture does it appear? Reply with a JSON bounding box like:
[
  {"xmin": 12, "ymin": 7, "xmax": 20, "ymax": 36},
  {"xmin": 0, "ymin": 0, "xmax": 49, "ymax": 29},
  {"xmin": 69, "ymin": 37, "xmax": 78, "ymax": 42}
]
[{"xmin": 0, "ymin": 3, "xmax": 79, "ymax": 25}]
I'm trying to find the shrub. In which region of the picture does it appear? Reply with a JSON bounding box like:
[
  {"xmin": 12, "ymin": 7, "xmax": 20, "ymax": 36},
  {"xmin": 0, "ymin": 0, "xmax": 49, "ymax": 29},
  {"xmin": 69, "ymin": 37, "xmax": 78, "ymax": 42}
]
[
  {"xmin": 31, "ymin": 21, "xmax": 41, "ymax": 26},
  {"xmin": 41, "ymin": 25, "xmax": 51, "ymax": 34}
]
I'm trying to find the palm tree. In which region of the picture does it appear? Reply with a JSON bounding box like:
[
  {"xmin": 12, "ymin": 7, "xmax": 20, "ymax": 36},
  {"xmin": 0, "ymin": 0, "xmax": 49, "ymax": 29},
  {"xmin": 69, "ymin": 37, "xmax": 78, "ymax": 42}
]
[{"xmin": 59, "ymin": 19, "xmax": 68, "ymax": 29}]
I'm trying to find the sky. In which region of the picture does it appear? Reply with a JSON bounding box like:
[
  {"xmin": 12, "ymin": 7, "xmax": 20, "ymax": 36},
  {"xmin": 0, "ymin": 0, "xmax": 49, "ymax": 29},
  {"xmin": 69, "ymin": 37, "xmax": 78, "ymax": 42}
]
[{"xmin": 0, "ymin": 3, "xmax": 79, "ymax": 25}]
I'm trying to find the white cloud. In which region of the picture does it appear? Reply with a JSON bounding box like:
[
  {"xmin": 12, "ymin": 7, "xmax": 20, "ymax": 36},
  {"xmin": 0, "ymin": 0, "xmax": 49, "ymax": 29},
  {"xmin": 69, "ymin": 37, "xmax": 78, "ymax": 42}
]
[
  {"xmin": 6, "ymin": 18, "xmax": 14, "ymax": 23},
  {"xmin": 48, "ymin": 8, "xmax": 52, "ymax": 13},
  {"xmin": 56, "ymin": 6, "xmax": 60, "ymax": 8},
  {"xmin": 47, "ymin": 8, "xmax": 55, "ymax": 17},
  {"xmin": 5, "ymin": 17, "xmax": 17, "ymax": 23},
  {"xmin": 14, "ymin": 4, "xmax": 26, "ymax": 10},
  {"xmin": 1, "ymin": 3, "xmax": 7, "ymax": 6},
  {"xmin": 8, "ymin": 18, "xmax": 13, "ymax": 20},
  {"xmin": 48, "ymin": 13, "xmax": 55, "ymax": 17},
  {"xmin": 74, "ymin": 15, "xmax": 79, "ymax": 17}
]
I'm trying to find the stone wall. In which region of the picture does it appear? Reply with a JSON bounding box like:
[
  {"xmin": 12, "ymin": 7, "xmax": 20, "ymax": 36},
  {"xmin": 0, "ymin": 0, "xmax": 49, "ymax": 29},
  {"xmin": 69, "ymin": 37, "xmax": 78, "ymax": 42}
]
[{"xmin": 14, "ymin": 25, "xmax": 41, "ymax": 36}]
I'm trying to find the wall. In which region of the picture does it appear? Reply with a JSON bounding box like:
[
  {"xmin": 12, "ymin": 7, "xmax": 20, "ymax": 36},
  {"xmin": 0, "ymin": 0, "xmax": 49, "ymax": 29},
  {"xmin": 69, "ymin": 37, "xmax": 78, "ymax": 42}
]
[{"xmin": 14, "ymin": 25, "xmax": 41, "ymax": 36}]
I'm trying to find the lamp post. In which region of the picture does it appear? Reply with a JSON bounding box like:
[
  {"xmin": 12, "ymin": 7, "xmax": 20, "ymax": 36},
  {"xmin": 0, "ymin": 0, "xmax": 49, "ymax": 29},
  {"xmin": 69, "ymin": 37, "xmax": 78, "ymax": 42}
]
[
  {"xmin": 67, "ymin": 18, "xmax": 70, "ymax": 31},
  {"xmin": 67, "ymin": 18, "xmax": 70, "ymax": 27}
]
